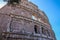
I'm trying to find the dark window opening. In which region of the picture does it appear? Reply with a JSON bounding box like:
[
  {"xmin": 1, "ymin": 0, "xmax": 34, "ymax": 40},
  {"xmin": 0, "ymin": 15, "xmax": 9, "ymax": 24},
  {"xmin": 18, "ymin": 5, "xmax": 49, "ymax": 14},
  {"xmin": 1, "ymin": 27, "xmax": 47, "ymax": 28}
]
[
  {"xmin": 42, "ymin": 27, "xmax": 46, "ymax": 35},
  {"xmin": 42, "ymin": 27, "xmax": 44, "ymax": 33},
  {"xmin": 34, "ymin": 25, "xmax": 38, "ymax": 33},
  {"xmin": 42, "ymin": 27, "xmax": 50, "ymax": 36}
]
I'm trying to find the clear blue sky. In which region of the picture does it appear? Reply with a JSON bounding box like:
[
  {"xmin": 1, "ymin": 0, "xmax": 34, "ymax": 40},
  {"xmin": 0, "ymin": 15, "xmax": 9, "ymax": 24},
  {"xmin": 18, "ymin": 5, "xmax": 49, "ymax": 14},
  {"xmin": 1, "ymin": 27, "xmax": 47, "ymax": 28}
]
[{"xmin": 0, "ymin": 0, "xmax": 60, "ymax": 40}]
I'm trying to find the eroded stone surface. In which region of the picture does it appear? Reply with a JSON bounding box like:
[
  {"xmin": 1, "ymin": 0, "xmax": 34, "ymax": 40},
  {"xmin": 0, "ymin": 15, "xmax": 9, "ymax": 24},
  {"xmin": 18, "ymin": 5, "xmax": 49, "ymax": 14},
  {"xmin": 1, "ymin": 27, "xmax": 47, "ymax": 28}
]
[{"xmin": 0, "ymin": 0, "xmax": 56, "ymax": 40}]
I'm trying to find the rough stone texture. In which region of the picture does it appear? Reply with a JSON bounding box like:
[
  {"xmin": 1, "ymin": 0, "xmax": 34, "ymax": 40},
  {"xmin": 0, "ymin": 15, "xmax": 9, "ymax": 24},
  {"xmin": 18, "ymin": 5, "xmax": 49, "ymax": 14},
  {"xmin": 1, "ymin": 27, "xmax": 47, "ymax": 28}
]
[{"xmin": 0, "ymin": 0, "xmax": 56, "ymax": 40}]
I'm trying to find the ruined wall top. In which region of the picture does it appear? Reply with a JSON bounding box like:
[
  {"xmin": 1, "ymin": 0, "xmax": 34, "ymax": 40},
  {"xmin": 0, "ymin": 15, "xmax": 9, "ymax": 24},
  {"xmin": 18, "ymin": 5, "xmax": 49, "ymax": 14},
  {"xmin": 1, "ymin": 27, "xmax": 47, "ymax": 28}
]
[{"xmin": 0, "ymin": 0, "xmax": 50, "ymax": 26}]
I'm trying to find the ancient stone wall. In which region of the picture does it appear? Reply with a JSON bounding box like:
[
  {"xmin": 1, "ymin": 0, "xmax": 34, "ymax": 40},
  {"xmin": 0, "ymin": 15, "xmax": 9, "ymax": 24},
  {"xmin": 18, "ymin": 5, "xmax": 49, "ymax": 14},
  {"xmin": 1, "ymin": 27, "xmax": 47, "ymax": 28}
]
[{"xmin": 0, "ymin": 0, "xmax": 56, "ymax": 40}]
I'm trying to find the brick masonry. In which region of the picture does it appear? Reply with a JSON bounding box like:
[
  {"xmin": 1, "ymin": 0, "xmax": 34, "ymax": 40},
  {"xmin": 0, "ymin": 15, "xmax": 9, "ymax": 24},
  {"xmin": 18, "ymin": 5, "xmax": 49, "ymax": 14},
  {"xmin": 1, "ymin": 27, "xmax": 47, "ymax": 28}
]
[{"xmin": 0, "ymin": 0, "xmax": 56, "ymax": 40}]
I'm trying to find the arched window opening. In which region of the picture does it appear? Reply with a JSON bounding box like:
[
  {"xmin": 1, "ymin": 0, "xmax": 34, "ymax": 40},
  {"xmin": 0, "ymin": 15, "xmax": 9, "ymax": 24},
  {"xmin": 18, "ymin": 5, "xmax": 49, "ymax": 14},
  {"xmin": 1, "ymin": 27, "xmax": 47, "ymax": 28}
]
[
  {"xmin": 42, "ymin": 27, "xmax": 50, "ymax": 36},
  {"xmin": 42, "ymin": 27, "xmax": 44, "ymax": 34},
  {"xmin": 34, "ymin": 25, "xmax": 40, "ymax": 34},
  {"xmin": 32, "ymin": 14, "xmax": 37, "ymax": 20},
  {"xmin": 41, "ymin": 27, "xmax": 46, "ymax": 35},
  {"xmin": 34, "ymin": 25, "xmax": 38, "ymax": 33},
  {"xmin": 38, "ymin": 18, "xmax": 41, "ymax": 22}
]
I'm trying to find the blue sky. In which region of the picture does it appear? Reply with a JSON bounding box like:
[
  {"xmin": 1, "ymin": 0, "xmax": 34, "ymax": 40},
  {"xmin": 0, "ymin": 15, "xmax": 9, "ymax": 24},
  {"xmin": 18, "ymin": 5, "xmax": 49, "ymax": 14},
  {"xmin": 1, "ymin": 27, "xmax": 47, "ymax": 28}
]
[
  {"xmin": 0, "ymin": 0, "xmax": 6, "ymax": 8},
  {"xmin": 0, "ymin": 0, "xmax": 60, "ymax": 40}
]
